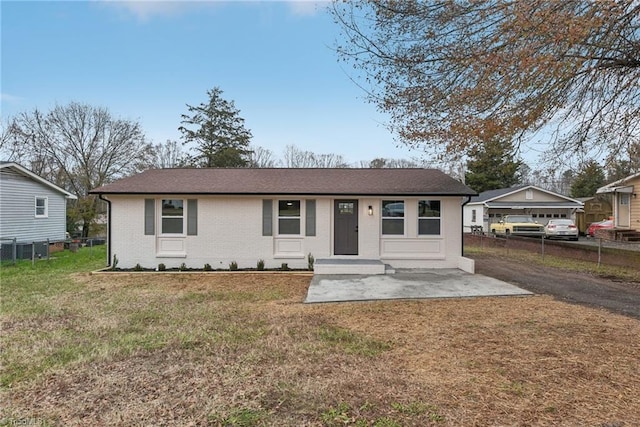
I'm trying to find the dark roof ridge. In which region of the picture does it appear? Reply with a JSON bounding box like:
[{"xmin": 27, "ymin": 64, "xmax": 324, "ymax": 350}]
[{"xmin": 91, "ymin": 167, "xmax": 476, "ymax": 196}]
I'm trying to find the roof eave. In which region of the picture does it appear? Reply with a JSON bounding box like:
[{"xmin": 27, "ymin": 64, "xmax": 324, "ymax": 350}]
[
  {"xmin": 91, "ymin": 191, "xmax": 477, "ymax": 197},
  {"xmin": 1, "ymin": 162, "xmax": 77, "ymax": 199}
]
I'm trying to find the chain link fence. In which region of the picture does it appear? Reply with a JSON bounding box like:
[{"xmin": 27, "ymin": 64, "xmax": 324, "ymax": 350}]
[
  {"xmin": 0, "ymin": 236, "xmax": 106, "ymax": 265},
  {"xmin": 464, "ymin": 231, "xmax": 640, "ymax": 269},
  {"xmin": 1, "ymin": 238, "xmax": 51, "ymax": 265}
]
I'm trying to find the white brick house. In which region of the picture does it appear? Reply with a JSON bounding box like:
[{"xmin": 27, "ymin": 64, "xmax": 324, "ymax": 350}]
[{"xmin": 91, "ymin": 168, "xmax": 477, "ymax": 273}]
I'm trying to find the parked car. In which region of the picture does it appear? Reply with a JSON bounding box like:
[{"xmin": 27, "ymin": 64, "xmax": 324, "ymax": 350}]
[
  {"xmin": 587, "ymin": 219, "xmax": 614, "ymax": 237},
  {"xmin": 382, "ymin": 202, "xmax": 405, "ymax": 217},
  {"xmin": 544, "ymin": 219, "xmax": 579, "ymax": 240},
  {"xmin": 491, "ymin": 215, "xmax": 545, "ymax": 237}
]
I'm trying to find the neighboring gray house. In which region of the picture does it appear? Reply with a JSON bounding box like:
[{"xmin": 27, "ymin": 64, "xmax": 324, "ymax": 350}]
[
  {"xmin": 463, "ymin": 185, "xmax": 583, "ymax": 233},
  {"xmin": 0, "ymin": 162, "xmax": 77, "ymax": 245}
]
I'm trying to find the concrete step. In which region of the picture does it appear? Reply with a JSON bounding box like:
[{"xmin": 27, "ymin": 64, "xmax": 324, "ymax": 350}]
[{"xmin": 314, "ymin": 258, "xmax": 386, "ymax": 275}]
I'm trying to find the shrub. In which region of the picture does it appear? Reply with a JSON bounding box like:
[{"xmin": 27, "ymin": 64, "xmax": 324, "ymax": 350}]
[
  {"xmin": 203, "ymin": 263, "xmax": 212, "ymax": 271},
  {"xmin": 229, "ymin": 261, "xmax": 238, "ymax": 271},
  {"xmin": 307, "ymin": 253, "xmax": 315, "ymax": 271},
  {"xmin": 133, "ymin": 263, "xmax": 143, "ymax": 271},
  {"xmin": 111, "ymin": 254, "xmax": 119, "ymax": 270},
  {"xmin": 281, "ymin": 263, "xmax": 289, "ymax": 271},
  {"xmin": 257, "ymin": 259, "xmax": 265, "ymax": 271},
  {"xmin": 179, "ymin": 262, "xmax": 188, "ymax": 271},
  {"xmin": 158, "ymin": 263, "xmax": 166, "ymax": 271}
]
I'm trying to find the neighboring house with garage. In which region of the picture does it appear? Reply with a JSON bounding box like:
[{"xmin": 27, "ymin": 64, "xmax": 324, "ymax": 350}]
[
  {"xmin": 463, "ymin": 185, "xmax": 583, "ymax": 233},
  {"xmin": 90, "ymin": 168, "xmax": 477, "ymax": 274},
  {"xmin": 0, "ymin": 162, "xmax": 77, "ymax": 258},
  {"xmin": 597, "ymin": 172, "xmax": 640, "ymax": 241}
]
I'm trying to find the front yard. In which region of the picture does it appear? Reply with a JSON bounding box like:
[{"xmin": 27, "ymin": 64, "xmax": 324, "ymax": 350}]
[{"xmin": 1, "ymin": 246, "xmax": 639, "ymax": 426}]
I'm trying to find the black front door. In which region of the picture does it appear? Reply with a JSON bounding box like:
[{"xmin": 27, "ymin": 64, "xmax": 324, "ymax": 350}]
[{"xmin": 334, "ymin": 200, "xmax": 358, "ymax": 255}]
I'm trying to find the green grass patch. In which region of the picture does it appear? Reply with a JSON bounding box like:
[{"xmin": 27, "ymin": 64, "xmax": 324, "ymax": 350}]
[
  {"xmin": 317, "ymin": 325, "xmax": 392, "ymax": 357},
  {"xmin": 208, "ymin": 407, "xmax": 270, "ymax": 426},
  {"xmin": 0, "ymin": 246, "xmax": 107, "ymax": 317}
]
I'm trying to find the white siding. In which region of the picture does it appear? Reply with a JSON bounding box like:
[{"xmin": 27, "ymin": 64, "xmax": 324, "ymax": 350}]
[
  {"xmin": 0, "ymin": 169, "xmax": 68, "ymax": 242},
  {"xmin": 107, "ymin": 194, "xmax": 466, "ymax": 270},
  {"xmin": 463, "ymin": 203, "xmax": 486, "ymax": 233}
]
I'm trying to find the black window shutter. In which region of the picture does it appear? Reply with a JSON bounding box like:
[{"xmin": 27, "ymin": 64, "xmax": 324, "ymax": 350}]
[
  {"xmin": 262, "ymin": 199, "xmax": 273, "ymax": 236},
  {"xmin": 144, "ymin": 199, "xmax": 155, "ymax": 235},
  {"xmin": 187, "ymin": 199, "xmax": 198, "ymax": 235},
  {"xmin": 305, "ymin": 199, "xmax": 316, "ymax": 236}
]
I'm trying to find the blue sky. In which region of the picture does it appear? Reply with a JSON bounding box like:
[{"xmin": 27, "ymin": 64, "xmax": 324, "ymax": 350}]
[{"xmin": 1, "ymin": 0, "xmax": 420, "ymax": 165}]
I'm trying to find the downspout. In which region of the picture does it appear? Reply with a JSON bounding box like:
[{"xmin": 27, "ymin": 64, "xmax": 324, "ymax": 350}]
[
  {"xmin": 461, "ymin": 196, "xmax": 472, "ymax": 256},
  {"xmin": 98, "ymin": 194, "xmax": 112, "ymax": 268}
]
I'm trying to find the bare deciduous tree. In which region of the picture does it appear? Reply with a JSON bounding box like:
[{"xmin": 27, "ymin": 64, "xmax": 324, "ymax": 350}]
[
  {"xmin": 7, "ymin": 102, "xmax": 153, "ymax": 237},
  {"xmin": 281, "ymin": 145, "xmax": 349, "ymax": 168},
  {"xmin": 367, "ymin": 157, "xmax": 419, "ymax": 168},
  {"xmin": 248, "ymin": 145, "xmax": 279, "ymax": 168},
  {"xmin": 332, "ymin": 1, "xmax": 640, "ymax": 163},
  {"xmin": 151, "ymin": 140, "xmax": 187, "ymax": 169}
]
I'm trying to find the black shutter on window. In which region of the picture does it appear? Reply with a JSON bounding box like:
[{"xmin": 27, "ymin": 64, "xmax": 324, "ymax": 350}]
[
  {"xmin": 305, "ymin": 199, "xmax": 316, "ymax": 236},
  {"xmin": 144, "ymin": 199, "xmax": 155, "ymax": 235},
  {"xmin": 187, "ymin": 199, "xmax": 198, "ymax": 236},
  {"xmin": 262, "ymin": 199, "xmax": 273, "ymax": 236}
]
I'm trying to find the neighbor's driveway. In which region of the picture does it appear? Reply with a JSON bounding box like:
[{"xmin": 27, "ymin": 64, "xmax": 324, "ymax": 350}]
[{"xmin": 472, "ymin": 253, "xmax": 640, "ymax": 320}]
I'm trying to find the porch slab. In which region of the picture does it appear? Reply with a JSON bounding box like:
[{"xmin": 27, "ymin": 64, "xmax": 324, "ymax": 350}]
[
  {"xmin": 313, "ymin": 258, "xmax": 386, "ymax": 275},
  {"xmin": 305, "ymin": 268, "xmax": 532, "ymax": 303}
]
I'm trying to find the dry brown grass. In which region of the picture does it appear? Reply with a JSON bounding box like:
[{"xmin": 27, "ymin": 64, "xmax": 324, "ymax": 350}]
[{"xmin": 2, "ymin": 272, "xmax": 639, "ymax": 426}]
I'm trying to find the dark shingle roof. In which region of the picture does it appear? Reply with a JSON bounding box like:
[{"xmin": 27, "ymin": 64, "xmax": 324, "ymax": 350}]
[
  {"xmin": 469, "ymin": 185, "xmax": 528, "ymax": 203},
  {"xmin": 91, "ymin": 168, "xmax": 477, "ymax": 196}
]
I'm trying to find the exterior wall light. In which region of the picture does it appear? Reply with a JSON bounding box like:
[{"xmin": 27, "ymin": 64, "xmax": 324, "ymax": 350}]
[{"xmin": 368, "ymin": 205, "xmax": 373, "ymax": 216}]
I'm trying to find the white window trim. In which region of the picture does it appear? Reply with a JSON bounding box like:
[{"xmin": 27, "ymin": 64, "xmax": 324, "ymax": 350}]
[
  {"xmin": 418, "ymin": 199, "xmax": 442, "ymax": 237},
  {"xmin": 159, "ymin": 198, "xmax": 186, "ymax": 236},
  {"xmin": 277, "ymin": 199, "xmax": 302, "ymax": 236},
  {"xmin": 35, "ymin": 196, "xmax": 48, "ymax": 218}
]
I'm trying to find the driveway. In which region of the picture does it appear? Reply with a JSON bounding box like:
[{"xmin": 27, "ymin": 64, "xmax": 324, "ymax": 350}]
[
  {"xmin": 305, "ymin": 268, "xmax": 532, "ymax": 303},
  {"xmin": 472, "ymin": 252, "xmax": 640, "ymax": 320}
]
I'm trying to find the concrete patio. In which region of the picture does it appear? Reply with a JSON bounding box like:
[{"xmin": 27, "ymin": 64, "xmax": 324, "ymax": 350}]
[{"xmin": 305, "ymin": 268, "xmax": 533, "ymax": 303}]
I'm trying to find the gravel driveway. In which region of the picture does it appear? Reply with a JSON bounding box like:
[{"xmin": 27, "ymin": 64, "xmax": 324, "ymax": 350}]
[{"xmin": 471, "ymin": 252, "xmax": 640, "ymax": 320}]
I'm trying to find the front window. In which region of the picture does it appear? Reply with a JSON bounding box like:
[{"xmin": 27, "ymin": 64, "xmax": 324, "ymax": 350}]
[
  {"xmin": 620, "ymin": 193, "xmax": 630, "ymax": 206},
  {"xmin": 418, "ymin": 200, "xmax": 441, "ymax": 235},
  {"xmin": 278, "ymin": 200, "xmax": 300, "ymax": 235},
  {"xmin": 382, "ymin": 200, "xmax": 404, "ymax": 235},
  {"xmin": 161, "ymin": 199, "xmax": 184, "ymax": 234},
  {"xmin": 35, "ymin": 197, "xmax": 48, "ymax": 218}
]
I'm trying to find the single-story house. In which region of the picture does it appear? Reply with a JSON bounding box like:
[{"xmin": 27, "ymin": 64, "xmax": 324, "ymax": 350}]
[
  {"xmin": 597, "ymin": 172, "xmax": 640, "ymax": 232},
  {"xmin": 90, "ymin": 168, "xmax": 478, "ymax": 274},
  {"xmin": 0, "ymin": 162, "xmax": 77, "ymax": 257},
  {"xmin": 463, "ymin": 185, "xmax": 583, "ymax": 233}
]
